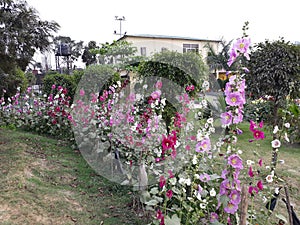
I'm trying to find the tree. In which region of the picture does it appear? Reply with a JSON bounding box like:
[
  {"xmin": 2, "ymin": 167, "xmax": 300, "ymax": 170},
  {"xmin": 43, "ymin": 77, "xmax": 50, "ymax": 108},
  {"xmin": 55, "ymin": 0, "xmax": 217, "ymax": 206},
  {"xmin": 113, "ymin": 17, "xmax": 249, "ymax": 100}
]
[
  {"xmin": 82, "ymin": 41, "xmax": 98, "ymax": 67},
  {"xmin": 0, "ymin": 0, "xmax": 60, "ymax": 73},
  {"xmin": 246, "ymin": 38, "xmax": 300, "ymax": 126},
  {"xmin": 93, "ymin": 40, "xmax": 140, "ymax": 71},
  {"xmin": 206, "ymin": 39, "xmax": 234, "ymax": 73}
]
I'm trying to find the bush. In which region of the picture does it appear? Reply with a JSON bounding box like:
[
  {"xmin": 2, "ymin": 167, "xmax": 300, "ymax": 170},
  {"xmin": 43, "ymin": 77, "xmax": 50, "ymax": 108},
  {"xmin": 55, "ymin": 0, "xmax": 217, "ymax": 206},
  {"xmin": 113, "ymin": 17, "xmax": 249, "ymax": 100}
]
[
  {"xmin": 0, "ymin": 67, "xmax": 28, "ymax": 97},
  {"xmin": 244, "ymin": 97, "xmax": 274, "ymax": 123},
  {"xmin": 43, "ymin": 73, "xmax": 76, "ymax": 99}
]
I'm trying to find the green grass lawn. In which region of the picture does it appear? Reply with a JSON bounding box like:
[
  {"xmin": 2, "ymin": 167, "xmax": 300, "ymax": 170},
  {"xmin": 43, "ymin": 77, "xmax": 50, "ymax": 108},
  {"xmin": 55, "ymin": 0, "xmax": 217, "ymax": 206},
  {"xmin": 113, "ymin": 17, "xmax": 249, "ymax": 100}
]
[
  {"xmin": 0, "ymin": 128, "xmax": 149, "ymax": 225},
  {"xmin": 0, "ymin": 123, "xmax": 299, "ymax": 225}
]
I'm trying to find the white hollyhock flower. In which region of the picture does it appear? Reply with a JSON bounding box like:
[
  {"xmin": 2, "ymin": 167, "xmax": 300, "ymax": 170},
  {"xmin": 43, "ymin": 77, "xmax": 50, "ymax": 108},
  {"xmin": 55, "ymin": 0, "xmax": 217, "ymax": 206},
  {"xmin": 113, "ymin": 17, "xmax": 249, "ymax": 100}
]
[
  {"xmin": 271, "ymin": 139, "xmax": 281, "ymax": 148},
  {"xmin": 273, "ymin": 125, "xmax": 279, "ymax": 134},
  {"xmin": 207, "ymin": 118, "xmax": 214, "ymax": 124},
  {"xmin": 284, "ymin": 123, "xmax": 290, "ymax": 128},
  {"xmin": 284, "ymin": 132, "xmax": 290, "ymax": 143},
  {"xmin": 210, "ymin": 188, "xmax": 216, "ymax": 197},
  {"xmin": 266, "ymin": 174, "xmax": 274, "ymax": 183}
]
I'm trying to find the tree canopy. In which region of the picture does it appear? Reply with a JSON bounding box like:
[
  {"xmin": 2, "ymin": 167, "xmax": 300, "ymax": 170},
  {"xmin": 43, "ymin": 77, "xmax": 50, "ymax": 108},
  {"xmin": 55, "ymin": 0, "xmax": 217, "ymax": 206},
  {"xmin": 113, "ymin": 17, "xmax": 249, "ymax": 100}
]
[
  {"xmin": 246, "ymin": 39, "xmax": 300, "ymax": 102},
  {"xmin": 0, "ymin": 0, "xmax": 60, "ymax": 73},
  {"xmin": 246, "ymin": 38, "xmax": 300, "ymax": 125}
]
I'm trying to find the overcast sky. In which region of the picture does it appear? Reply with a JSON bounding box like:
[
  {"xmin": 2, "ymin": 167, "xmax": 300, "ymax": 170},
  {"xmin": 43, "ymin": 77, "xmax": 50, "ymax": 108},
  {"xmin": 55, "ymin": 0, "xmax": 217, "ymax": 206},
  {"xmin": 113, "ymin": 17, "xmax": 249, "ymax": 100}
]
[{"xmin": 27, "ymin": 0, "xmax": 299, "ymax": 45}]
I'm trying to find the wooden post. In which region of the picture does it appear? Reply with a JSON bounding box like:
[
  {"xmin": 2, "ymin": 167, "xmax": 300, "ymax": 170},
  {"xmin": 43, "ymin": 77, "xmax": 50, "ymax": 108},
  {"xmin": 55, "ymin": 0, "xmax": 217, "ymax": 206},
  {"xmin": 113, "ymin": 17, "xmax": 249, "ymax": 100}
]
[
  {"xmin": 284, "ymin": 186, "xmax": 293, "ymax": 225},
  {"xmin": 240, "ymin": 184, "xmax": 248, "ymax": 225}
]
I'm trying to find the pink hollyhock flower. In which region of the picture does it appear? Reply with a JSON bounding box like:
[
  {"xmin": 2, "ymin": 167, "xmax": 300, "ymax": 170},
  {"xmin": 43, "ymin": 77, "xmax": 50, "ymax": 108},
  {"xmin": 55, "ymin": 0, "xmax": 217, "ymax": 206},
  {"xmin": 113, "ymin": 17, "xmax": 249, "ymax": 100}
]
[
  {"xmin": 219, "ymin": 179, "xmax": 231, "ymax": 195},
  {"xmin": 195, "ymin": 137, "xmax": 211, "ymax": 152},
  {"xmin": 252, "ymin": 129, "xmax": 265, "ymax": 140},
  {"xmin": 221, "ymin": 111, "xmax": 233, "ymax": 126},
  {"xmin": 79, "ymin": 89, "xmax": 85, "ymax": 96},
  {"xmin": 51, "ymin": 84, "xmax": 56, "ymax": 90},
  {"xmin": 227, "ymin": 48, "xmax": 237, "ymax": 67},
  {"xmin": 230, "ymin": 190, "xmax": 241, "ymax": 205},
  {"xmin": 233, "ymin": 111, "xmax": 244, "ymax": 124},
  {"xmin": 151, "ymin": 90, "xmax": 161, "ymax": 100},
  {"xmin": 210, "ymin": 212, "xmax": 219, "ymax": 223},
  {"xmin": 234, "ymin": 38, "xmax": 251, "ymax": 60},
  {"xmin": 248, "ymin": 166, "xmax": 254, "ymax": 177},
  {"xmin": 199, "ymin": 173, "xmax": 211, "ymax": 182},
  {"xmin": 159, "ymin": 176, "xmax": 166, "ymax": 189},
  {"xmin": 221, "ymin": 169, "xmax": 228, "ymax": 179},
  {"xmin": 224, "ymin": 201, "xmax": 239, "ymax": 214},
  {"xmin": 166, "ymin": 189, "xmax": 173, "ymax": 199},
  {"xmin": 225, "ymin": 92, "xmax": 243, "ymax": 106},
  {"xmin": 155, "ymin": 81, "xmax": 162, "ymax": 89},
  {"xmin": 257, "ymin": 180, "xmax": 263, "ymax": 191},
  {"xmin": 228, "ymin": 154, "xmax": 243, "ymax": 170}
]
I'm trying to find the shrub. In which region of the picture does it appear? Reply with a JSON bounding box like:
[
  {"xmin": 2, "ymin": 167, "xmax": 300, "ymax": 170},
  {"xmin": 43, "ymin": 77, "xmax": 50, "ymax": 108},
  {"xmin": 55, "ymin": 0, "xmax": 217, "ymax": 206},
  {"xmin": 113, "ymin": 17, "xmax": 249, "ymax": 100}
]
[
  {"xmin": 244, "ymin": 97, "xmax": 274, "ymax": 123},
  {"xmin": 43, "ymin": 73, "xmax": 76, "ymax": 99},
  {"xmin": 0, "ymin": 67, "xmax": 28, "ymax": 97}
]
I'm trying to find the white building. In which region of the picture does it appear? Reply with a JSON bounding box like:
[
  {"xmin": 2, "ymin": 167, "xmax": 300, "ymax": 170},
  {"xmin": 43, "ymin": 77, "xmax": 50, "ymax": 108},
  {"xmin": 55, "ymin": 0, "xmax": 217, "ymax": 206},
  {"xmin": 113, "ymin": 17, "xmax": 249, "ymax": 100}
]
[{"xmin": 118, "ymin": 34, "xmax": 221, "ymax": 60}]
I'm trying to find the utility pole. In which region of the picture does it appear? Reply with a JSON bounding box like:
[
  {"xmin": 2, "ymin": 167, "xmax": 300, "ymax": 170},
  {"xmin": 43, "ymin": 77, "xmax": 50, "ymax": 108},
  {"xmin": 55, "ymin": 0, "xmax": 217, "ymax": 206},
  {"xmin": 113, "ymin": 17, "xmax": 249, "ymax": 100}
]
[{"xmin": 114, "ymin": 16, "xmax": 126, "ymax": 38}]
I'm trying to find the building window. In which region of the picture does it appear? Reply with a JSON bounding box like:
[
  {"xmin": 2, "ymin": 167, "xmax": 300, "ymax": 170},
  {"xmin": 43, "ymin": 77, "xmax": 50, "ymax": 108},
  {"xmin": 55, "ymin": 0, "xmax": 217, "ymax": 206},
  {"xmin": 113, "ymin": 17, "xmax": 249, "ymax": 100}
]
[
  {"xmin": 141, "ymin": 47, "xmax": 147, "ymax": 56},
  {"xmin": 183, "ymin": 43, "xmax": 199, "ymax": 53}
]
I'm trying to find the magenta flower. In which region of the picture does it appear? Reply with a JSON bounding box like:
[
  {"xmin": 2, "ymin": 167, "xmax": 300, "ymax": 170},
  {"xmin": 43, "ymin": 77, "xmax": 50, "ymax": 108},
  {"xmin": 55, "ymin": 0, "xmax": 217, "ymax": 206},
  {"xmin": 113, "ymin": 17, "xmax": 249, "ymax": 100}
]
[
  {"xmin": 159, "ymin": 176, "xmax": 166, "ymax": 189},
  {"xmin": 51, "ymin": 84, "xmax": 56, "ymax": 90},
  {"xmin": 168, "ymin": 170, "xmax": 174, "ymax": 178},
  {"xmin": 248, "ymin": 166, "xmax": 254, "ymax": 177},
  {"xmin": 228, "ymin": 154, "xmax": 243, "ymax": 170},
  {"xmin": 210, "ymin": 212, "xmax": 219, "ymax": 223},
  {"xmin": 252, "ymin": 129, "xmax": 265, "ymax": 140},
  {"xmin": 258, "ymin": 159, "xmax": 263, "ymax": 167},
  {"xmin": 224, "ymin": 201, "xmax": 239, "ymax": 214},
  {"xmin": 156, "ymin": 209, "xmax": 163, "ymax": 219},
  {"xmin": 229, "ymin": 190, "xmax": 241, "ymax": 205},
  {"xmin": 161, "ymin": 135, "xmax": 172, "ymax": 150},
  {"xmin": 221, "ymin": 111, "xmax": 233, "ymax": 126},
  {"xmin": 248, "ymin": 185, "xmax": 258, "ymax": 195},
  {"xmin": 249, "ymin": 120, "xmax": 258, "ymax": 132},
  {"xmin": 166, "ymin": 189, "xmax": 173, "ymax": 199},
  {"xmin": 225, "ymin": 92, "xmax": 243, "ymax": 106},
  {"xmin": 79, "ymin": 89, "xmax": 85, "ymax": 96},
  {"xmin": 257, "ymin": 180, "xmax": 263, "ymax": 191}
]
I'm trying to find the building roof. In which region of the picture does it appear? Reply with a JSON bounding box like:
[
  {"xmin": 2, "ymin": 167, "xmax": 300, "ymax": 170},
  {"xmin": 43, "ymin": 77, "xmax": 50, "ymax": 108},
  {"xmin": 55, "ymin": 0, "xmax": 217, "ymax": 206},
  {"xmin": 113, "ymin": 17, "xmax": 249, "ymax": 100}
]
[{"xmin": 119, "ymin": 34, "xmax": 221, "ymax": 43}]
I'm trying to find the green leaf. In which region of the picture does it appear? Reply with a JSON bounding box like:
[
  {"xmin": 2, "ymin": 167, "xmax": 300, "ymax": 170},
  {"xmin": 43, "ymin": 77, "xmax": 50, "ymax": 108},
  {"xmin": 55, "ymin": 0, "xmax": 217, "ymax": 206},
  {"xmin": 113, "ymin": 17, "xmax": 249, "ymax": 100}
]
[
  {"xmin": 275, "ymin": 214, "xmax": 287, "ymax": 223},
  {"xmin": 165, "ymin": 214, "xmax": 181, "ymax": 225},
  {"xmin": 145, "ymin": 199, "xmax": 158, "ymax": 206}
]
